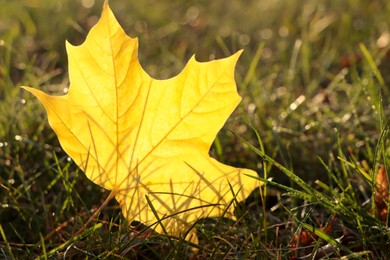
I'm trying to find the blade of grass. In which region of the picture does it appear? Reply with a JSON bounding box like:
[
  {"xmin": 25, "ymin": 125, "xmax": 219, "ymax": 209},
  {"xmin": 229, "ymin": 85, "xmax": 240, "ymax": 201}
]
[
  {"xmin": 0, "ymin": 224, "xmax": 15, "ymax": 260},
  {"xmin": 255, "ymin": 176, "xmax": 312, "ymax": 201},
  {"xmin": 337, "ymin": 156, "xmax": 372, "ymax": 183},
  {"xmin": 37, "ymin": 223, "xmax": 103, "ymax": 259},
  {"xmin": 145, "ymin": 194, "xmax": 169, "ymax": 237},
  {"xmin": 336, "ymin": 250, "xmax": 373, "ymax": 259},
  {"xmin": 243, "ymin": 42, "xmax": 265, "ymax": 89},
  {"xmin": 359, "ymin": 43, "xmax": 385, "ymax": 87},
  {"xmin": 300, "ymin": 223, "xmax": 352, "ymax": 254},
  {"xmin": 215, "ymin": 36, "xmax": 231, "ymax": 57},
  {"xmin": 236, "ymin": 131, "xmax": 334, "ymax": 208},
  {"xmin": 74, "ymin": 190, "xmax": 116, "ymax": 236},
  {"xmin": 38, "ymin": 233, "xmax": 47, "ymax": 260}
]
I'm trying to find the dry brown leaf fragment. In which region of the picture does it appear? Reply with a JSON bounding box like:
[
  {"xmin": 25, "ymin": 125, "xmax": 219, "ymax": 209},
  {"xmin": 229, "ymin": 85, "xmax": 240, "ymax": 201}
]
[{"xmin": 374, "ymin": 165, "xmax": 389, "ymax": 222}]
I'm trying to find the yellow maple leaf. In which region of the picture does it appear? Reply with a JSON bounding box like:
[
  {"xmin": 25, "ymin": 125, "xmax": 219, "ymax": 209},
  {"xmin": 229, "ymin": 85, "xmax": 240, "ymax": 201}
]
[{"xmin": 23, "ymin": 2, "xmax": 260, "ymax": 242}]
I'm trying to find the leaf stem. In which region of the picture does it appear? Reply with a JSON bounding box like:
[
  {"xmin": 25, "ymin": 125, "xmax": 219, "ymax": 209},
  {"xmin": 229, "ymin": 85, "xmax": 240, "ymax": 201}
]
[{"xmin": 74, "ymin": 190, "xmax": 116, "ymax": 236}]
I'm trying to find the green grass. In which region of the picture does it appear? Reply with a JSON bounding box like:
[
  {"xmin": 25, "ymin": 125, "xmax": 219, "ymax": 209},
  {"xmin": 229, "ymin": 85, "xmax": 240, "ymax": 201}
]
[{"xmin": 1, "ymin": 0, "xmax": 390, "ymax": 258}]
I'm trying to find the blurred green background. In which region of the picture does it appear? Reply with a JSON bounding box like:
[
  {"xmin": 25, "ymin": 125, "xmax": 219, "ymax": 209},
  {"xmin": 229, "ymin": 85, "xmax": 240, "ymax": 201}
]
[
  {"xmin": 1, "ymin": 0, "xmax": 390, "ymax": 257},
  {"xmin": 2, "ymin": 0, "xmax": 389, "ymax": 173}
]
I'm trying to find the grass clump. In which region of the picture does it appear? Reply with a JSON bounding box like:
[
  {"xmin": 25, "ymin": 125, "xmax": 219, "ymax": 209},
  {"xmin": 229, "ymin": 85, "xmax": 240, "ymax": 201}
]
[{"xmin": 1, "ymin": 0, "xmax": 390, "ymax": 258}]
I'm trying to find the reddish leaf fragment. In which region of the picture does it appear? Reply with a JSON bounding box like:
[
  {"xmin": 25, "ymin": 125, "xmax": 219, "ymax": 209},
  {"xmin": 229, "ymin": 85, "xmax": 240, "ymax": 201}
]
[{"xmin": 374, "ymin": 165, "xmax": 389, "ymax": 222}]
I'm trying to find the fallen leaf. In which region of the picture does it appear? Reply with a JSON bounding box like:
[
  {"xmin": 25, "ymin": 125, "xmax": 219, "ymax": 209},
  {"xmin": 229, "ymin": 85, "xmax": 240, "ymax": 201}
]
[
  {"xmin": 290, "ymin": 220, "xmax": 333, "ymax": 250},
  {"xmin": 374, "ymin": 165, "xmax": 389, "ymax": 222},
  {"xmin": 23, "ymin": 2, "xmax": 260, "ymax": 242}
]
